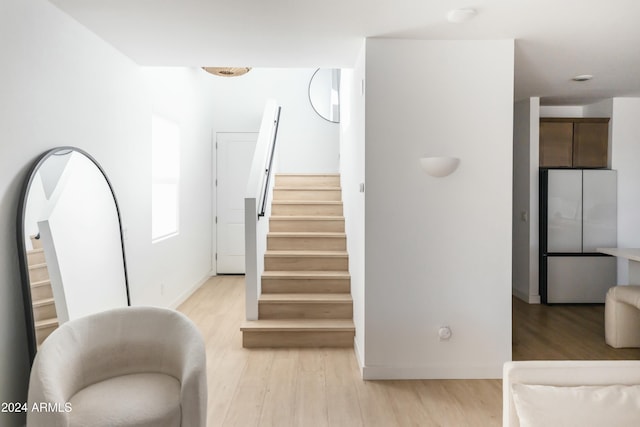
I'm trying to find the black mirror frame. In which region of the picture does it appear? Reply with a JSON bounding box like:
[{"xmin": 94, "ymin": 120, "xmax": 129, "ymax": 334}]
[
  {"xmin": 16, "ymin": 146, "xmax": 130, "ymax": 365},
  {"xmin": 308, "ymin": 68, "xmax": 341, "ymax": 124}
]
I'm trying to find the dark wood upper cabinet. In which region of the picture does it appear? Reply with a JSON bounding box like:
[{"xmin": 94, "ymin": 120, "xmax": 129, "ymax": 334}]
[
  {"xmin": 573, "ymin": 122, "xmax": 609, "ymax": 167},
  {"xmin": 539, "ymin": 118, "xmax": 609, "ymax": 168},
  {"xmin": 540, "ymin": 121, "xmax": 573, "ymax": 167}
]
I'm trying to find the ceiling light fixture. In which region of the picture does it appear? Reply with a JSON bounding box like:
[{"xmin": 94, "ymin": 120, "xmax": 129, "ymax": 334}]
[
  {"xmin": 202, "ymin": 67, "xmax": 252, "ymax": 77},
  {"xmin": 572, "ymin": 74, "xmax": 593, "ymax": 82},
  {"xmin": 447, "ymin": 8, "xmax": 477, "ymax": 24}
]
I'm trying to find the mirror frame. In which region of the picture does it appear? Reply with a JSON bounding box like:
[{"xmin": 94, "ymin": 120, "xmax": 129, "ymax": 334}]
[
  {"xmin": 16, "ymin": 146, "xmax": 130, "ymax": 364},
  {"xmin": 308, "ymin": 68, "xmax": 341, "ymax": 123}
]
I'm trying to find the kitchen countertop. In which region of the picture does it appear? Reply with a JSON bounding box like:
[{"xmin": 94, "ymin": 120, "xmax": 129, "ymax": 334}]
[{"xmin": 597, "ymin": 248, "xmax": 640, "ymax": 262}]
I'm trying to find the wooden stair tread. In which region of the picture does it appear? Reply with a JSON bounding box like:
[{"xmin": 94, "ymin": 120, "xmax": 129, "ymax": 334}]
[
  {"xmin": 28, "ymin": 248, "xmax": 44, "ymax": 254},
  {"xmin": 268, "ymin": 232, "xmax": 345, "ymax": 237},
  {"xmin": 272, "ymin": 201, "xmax": 343, "ymax": 205},
  {"xmin": 240, "ymin": 319, "xmax": 354, "ymax": 332},
  {"xmin": 31, "ymin": 279, "xmax": 52, "ymax": 288},
  {"xmin": 32, "ymin": 297, "xmax": 55, "ymax": 307},
  {"xmin": 270, "ymin": 215, "xmax": 344, "ymax": 221},
  {"xmin": 276, "ymin": 173, "xmax": 340, "ymax": 176},
  {"xmin": 275, "ymin": 186, "xmax": 340, "ymax": 190},
  {"xmin": 263, "ymin": 271, "xmax": 350, "ymax": 278},
  {"xmin": 29, "ymin": 263, "xmax": 47, "ymax": 270},
  {"xmin": 35, "ymin": 318, "xmax": 58, "ymax": 328},
  {"xmin": 265, "ymin": 250, "xmax": 347, "ymax": 257},
  {"xmin": 260, "ymin": 293, "xmax": 352, "ymax": 303}
]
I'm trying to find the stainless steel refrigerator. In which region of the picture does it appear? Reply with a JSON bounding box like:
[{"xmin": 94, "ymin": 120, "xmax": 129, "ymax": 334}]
[{"xmin": 539, "ymin": 169, "xmax": 617, "ymax": 304}]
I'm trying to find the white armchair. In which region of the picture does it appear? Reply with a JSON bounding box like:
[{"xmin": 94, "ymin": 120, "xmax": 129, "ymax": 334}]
[
  {"xmin": 503, "ymin": 360, "xmax": 640, "ymax": 427},
  {"xmin": 27, "ymin": 306, "xmax": 207, "ymax": 427}
]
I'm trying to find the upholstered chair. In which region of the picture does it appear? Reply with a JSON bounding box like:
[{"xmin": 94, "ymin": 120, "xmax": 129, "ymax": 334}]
[{"xmin": 27, "ymin": 306, "xmax": 207, "ymax": 427}]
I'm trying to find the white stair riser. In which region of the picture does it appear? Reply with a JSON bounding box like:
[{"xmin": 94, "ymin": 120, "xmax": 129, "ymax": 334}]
[
  {"xmin": 275, "ymin": 175, "xmax": 340, "ymax": 187},
  {"xmin": 243, "ymin": 331, "xmax": 354, "ymax": 348},
  {"xmin": 262, "ymin": 277, "xmax": 351, "ymax": 293},
  {"xmin": 265, "ymin": 256, "xmax": 348, "ymax": 271},
  {"xmin": 273, "ymin": 189, "xmax": 341, "ymax": 201},
  {"xmin": 267, "ymin": 236, "xmax": 346, "ymax": 251},
  {"xmin": 270, "ymin": 219, "xmax": 344, "ymax": 232},
  {"xmin": 271, "ymin": 203, "xmax": 343, "ymax": 216}
]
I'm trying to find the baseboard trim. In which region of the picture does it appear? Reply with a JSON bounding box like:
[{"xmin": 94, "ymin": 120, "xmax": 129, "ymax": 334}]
[
  {"xmin": 170, "ymin": 274, "xmax": 212, "ymax": 309},
  {"xmin": 361, "ymin": 362, "xmax": 504, "ymax": 380},
  {"xmin": 512, "ymin": 287, "xmax": 540, "ymax": 304},
  {"xmin": 353, "ymin": 337, "xmax": 365, "ymax": 378}
]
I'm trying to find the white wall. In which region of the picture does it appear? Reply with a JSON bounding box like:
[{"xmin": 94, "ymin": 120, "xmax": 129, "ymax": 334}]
[
  {"xmin": 205, "ymin": 68, "xmax": 340, "ymax": 173},
  {"xmin": 0, "ymin": 1, "xmax": 215, "ymax": 424},
  {"xmin": 139, "ymin": 67, "xmax": 217, "ymax": 306},
  {"xmin": 610, "ymin": 98, "xmax": 640, "ymax": 284},
  {"xmin": 363, "ymin": 39, "xmax": 514, "ymax": 379},
  {"xmin": 512, "ymin": 97, "xmax": 541, "ymax": 303},
  {"xmin": 339, "ymin": 42, "xmax": 366, "ymax": 368},
  {"xmin": 539, "ymin": 105, "xmax": 585, "ymax": 117}
]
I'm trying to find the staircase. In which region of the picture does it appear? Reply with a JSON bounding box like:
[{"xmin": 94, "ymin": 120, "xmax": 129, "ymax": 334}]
[
  {"xmin": 241, "ymin": 174, "xmax": 355, "ymax": 348},
  {"xmin": 28, "ymin": 236, "xmax": 59, "ymax": 347}
]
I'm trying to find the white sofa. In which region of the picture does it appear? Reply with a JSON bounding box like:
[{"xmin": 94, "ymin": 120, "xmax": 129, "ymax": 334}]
[{"xmin": 503, "ymin": 360, "xmax": 640, "ymax": 427}]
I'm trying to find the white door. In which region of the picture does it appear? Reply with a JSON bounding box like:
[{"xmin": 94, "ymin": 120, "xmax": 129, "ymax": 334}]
[{"xmin": 215, "ymin": 132, "xmax": 258, "ymax": 274}]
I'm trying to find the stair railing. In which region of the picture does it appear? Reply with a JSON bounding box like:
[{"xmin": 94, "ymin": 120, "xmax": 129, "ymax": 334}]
[
  {"xmin": 244, "ymin": 100, "xmax": 281, "ymax": 320},
  {"xmin": 258, "ymin": 105, "xmax": 281, "ymax": 217}
]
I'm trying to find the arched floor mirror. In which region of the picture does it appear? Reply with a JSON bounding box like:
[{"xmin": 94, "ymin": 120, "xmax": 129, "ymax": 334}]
[{"xmin": 17, "ymin": 147, "xmax": 130, "ymax": 364}]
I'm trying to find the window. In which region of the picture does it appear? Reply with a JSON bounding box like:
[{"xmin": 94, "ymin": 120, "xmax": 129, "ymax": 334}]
[{"xmin": 151, "ymin": 115, "xmax": 180, "ymax": 242}]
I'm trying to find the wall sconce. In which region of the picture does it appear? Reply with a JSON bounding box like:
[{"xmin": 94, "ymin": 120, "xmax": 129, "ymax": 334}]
[{"xmin": 419, "ymin": 156, "xmax": 460, "ymax": 177}]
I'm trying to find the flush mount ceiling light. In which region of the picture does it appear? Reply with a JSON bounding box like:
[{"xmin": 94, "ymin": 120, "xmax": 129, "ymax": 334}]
[
  {"xmin": 572, "ymin": 74, "xmax": 593, "ymax": 82},
  {"xmin": 202, "ymin": 67, "xmax": 252, "ymax": 77},
  {"xmin": 447, "ymin": 8, "xmax": 477, "ymax": 23}
]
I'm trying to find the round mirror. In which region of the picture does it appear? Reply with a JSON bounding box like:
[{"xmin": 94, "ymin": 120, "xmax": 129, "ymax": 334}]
[
  {"xmin": 309, "ymin": 68, "xmax": 341, "ymax": 123},
  {"xmin": 17, "ymin": 147, "xmax": 130, "ymax": 363}
]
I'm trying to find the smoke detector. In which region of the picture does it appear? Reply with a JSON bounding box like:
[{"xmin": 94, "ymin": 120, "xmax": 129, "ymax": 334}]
[{"xmin": 447, "ymin": 8, "xmax": 477, "ymax": 23}]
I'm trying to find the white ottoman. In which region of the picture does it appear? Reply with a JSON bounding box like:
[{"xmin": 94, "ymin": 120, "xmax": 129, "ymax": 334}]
[{"xmin": 605, "ymin": 285, "xmax": 640, "ymax": 348}]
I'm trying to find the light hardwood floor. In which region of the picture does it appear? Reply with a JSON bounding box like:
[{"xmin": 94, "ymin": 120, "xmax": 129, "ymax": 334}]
[
  {"xmin": 178, "ymin": 276, "xmax": 502, "ymax": 427},
  {"xmin": 179, "ymin": 277, "xmax": 640, "ymax": 426}
]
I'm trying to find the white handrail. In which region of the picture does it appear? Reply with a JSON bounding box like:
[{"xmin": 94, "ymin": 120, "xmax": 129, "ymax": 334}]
[{"xmin": 244, "ymin": 100, "xmax": 281, "ymax": 320}]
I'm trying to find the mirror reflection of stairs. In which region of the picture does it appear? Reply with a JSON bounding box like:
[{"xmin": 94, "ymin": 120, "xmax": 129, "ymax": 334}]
[
  {"xmin": 28, "ymin": 235, "xmax": 59, "ymax": 347},
  {"xmin": 241, "ymin": 174, "xmax": 355, "ymax": 347}
]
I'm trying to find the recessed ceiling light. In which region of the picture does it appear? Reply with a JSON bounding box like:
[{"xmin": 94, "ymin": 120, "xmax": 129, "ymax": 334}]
[
  {"xmin": 447, "ymin": 8, "xmax": 477, "ymax": 24},
  {"xmin": 572, "ymin": 74, "xmax": 593, "ymax": 82}
]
